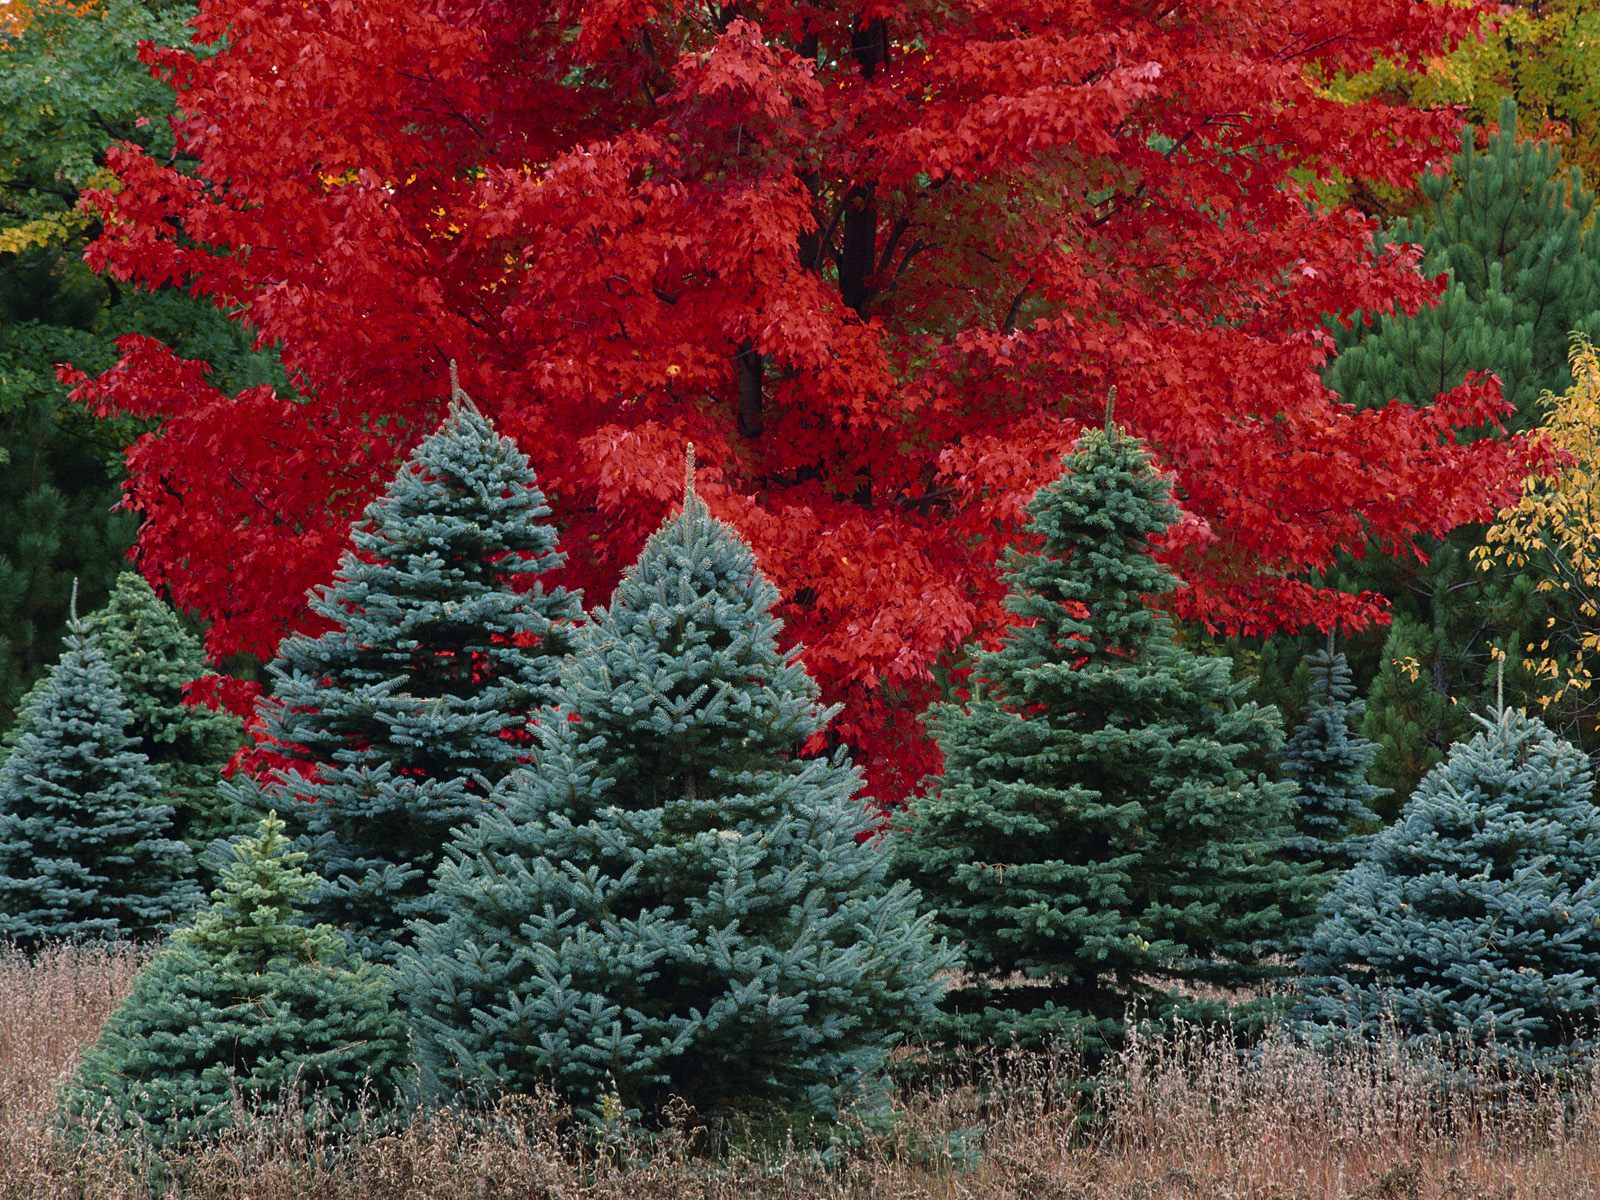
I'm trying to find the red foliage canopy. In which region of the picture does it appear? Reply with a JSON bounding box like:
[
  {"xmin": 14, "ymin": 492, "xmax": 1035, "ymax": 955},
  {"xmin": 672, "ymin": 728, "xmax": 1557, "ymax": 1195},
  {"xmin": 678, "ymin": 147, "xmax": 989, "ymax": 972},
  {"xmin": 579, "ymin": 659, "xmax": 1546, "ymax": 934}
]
[{"xmin": 70, "ymin": 0, "xmax": 1522, "ymax": 799}]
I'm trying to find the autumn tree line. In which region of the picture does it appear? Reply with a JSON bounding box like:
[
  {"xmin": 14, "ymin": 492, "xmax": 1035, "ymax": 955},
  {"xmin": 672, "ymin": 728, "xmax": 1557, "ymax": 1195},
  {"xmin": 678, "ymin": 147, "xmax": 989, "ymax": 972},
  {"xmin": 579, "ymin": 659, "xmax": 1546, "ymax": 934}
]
[
  {"xmin": 8, "ymin": 0, "xmax": 1600, "ymax": 1156},
  {"xmin": 10, "ymin": 385, "xmax": 1600, "ymax": 1153}
]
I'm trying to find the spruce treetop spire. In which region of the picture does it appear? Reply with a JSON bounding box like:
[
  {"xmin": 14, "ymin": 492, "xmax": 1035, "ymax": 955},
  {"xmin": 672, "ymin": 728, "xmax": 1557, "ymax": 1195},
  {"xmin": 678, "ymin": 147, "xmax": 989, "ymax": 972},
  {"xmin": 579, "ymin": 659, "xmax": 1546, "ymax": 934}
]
[
  {"xmin": 684, "ymin": 440, "xmax": 697, "ymax": 505},
  {"xmin": 446, "ymin": 358, "xmax": 481, "ymax": 416}
]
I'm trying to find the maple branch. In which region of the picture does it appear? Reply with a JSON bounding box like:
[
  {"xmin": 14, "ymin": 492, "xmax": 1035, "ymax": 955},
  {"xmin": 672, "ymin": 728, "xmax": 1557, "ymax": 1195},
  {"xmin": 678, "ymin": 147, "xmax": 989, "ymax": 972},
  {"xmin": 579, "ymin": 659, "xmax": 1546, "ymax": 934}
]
[
  {"xmin": 735, "ymin": 339, "xmax": 764, "ymax": 437},
  {"xmin": 840, "ymin": 184, "xmax": 877, "ymax": 314},
  {"xmin": 1001, "ymin": 281, "xmax": 1034, "ymax": 334},
  {"xmin": 806, "ymin": 194, "xmax": 848, "ymax": 273},
  {"xmin": 876, "ymin": 212, "xmax": 913, "ymax": 278}
]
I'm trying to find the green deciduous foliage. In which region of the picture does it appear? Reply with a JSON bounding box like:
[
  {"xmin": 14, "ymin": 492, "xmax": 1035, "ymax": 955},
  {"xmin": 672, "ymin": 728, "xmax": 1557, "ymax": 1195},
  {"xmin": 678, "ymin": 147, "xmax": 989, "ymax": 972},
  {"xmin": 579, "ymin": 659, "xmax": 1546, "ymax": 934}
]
[
  {"xmin": 1338, "ymin": 2, "xmax": 1600, "ymax": 188},
  {"xmin": 892, "ymin": 424, "xmax": 1312, "ymax": 1060},
  {"xmin": 245, "ymin": 394, "xmax": 582, "ymax": 962},
  {"xmin": 1293, "ymin": 709, "xmax": 1600, "ymax": 1073},
  {"xmin": 59, "ymin": 812, "xmax": 413, "ymax": 1152},
  {"xmin": 0, "ymin": 622, "xmax": 197, "ymax": 945},
  {"xmin": 401, "ymin": 460, "xmax": 949, "ymax": 1128},
  {"xmin": 1281, "ymin": 647, "xmax": 1385, "ymax": 875}
]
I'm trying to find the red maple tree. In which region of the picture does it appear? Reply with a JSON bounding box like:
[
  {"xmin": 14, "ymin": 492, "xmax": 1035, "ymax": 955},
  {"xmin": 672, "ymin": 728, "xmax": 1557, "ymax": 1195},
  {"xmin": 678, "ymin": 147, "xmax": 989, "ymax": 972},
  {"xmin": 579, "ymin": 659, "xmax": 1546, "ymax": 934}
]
[{"xmin": 69, "ymin": 0, "xmax": 1522, "ymax": 799}]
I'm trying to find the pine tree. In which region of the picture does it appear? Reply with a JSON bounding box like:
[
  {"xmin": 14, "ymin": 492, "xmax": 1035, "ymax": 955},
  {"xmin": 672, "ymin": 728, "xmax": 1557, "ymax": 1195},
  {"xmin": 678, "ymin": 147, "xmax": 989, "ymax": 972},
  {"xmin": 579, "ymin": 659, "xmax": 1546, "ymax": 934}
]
[
  {"xmin": 400, "ymin": 453, "xmax": 949, "ymax": 1128},
  {"xmin": 892, "ymin": 423, "xmax": 1311, "ymax": 1059},
  {"xmin": 1280, "ymin": 645, "xmax": 1385, "ymax": 874},
  {"xmin": 72, "ymin": 572, "xmax": 244, "ymax": 852},
  {"xmin": 1330, "ymin": 100, "xmax": 1600, "ymax": 426},
  {"xmin": 0, "ymin": 624, "xmax": 198, "ymax": 945},
  {"xmin": 60, "ymin": 812, "xmax": 413, "ymax": 1152},
  {"xmin": 252, "ymin": 384, "xmax": 582, "ymax": 961},
  {"xmin": 1323, "ymin": 98, "xmax": 1600, "ymax": 798},
  {"xmin": 1292, "ymin": 709, "xmax": 1600, "ymax": 1073}
]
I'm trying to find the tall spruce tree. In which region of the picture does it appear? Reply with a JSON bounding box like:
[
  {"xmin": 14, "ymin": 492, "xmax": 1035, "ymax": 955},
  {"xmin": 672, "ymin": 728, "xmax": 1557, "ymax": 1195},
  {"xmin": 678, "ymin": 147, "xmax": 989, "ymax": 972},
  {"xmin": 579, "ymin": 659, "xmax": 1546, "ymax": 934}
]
[
  {"xmin": 400, "ymin": 452, "xmax": 950, "ymax": 1128},
  {"xmin": 892, "ymin": 423, "xmax": 1311, "ymax": 1059},
  {"xmin": 1292, "ymin": 709, "xmax": 1600, "ymax": 1073},
  {"xmin": 0, "ymin": 622, "xmax": 198, "ymax": 945},
  {"xmin": 1280, "ymin": 645, "xmax": 1385, "ymax": 874},
  {"xmin": 249, "ymin": 382, "xmax": 582, "ymax": 961},
  {"xmin": 60, "ymin": 812, "xmax": 413, "ymax": 1152},
  {"xmin": 1320, "ymin": 99, "xmax": 1600, "ymax": 798},
  {"xmin": 73, "ymin": 572, "xmax": 243, "ymax": 852}
]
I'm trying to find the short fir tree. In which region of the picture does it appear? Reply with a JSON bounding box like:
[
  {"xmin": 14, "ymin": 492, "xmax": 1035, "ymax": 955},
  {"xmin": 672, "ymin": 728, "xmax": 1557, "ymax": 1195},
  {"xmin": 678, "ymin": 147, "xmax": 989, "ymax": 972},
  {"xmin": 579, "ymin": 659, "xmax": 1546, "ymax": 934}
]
[
  {"xmin": 1292, "ymin": 709, "xmax": 1600, "ymax": 1073},
  {"xmin": 0, "ymin": 623, "xmax": 197, "ymax": 945},
  {"xmin": 249, "ymin": 382, "xmax": 582, "ymax": 960},
  {"xmin": 893, "ymin": 423, "xmax": 1312, "ymax": 1059},
  {"xmin": 1280, "ymin": 644, "xmax": 1385, "ymax": 875},
  {"xmin": 401, "ymin": 453, "xmax": 950, "ymax": 1128},
  {"xmin": 79, "ymin": 571, "xmax": 244, "ymax": 852},
  {"xmin": 60, "ymin": 812, "xmax": 413, "ymax": 1152}
]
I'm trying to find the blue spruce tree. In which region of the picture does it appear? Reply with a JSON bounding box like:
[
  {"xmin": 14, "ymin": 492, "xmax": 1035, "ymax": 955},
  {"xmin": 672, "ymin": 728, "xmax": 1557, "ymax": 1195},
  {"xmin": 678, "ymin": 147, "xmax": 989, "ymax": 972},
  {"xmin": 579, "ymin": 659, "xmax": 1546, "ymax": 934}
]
[
  {"xmin": 60, "ymin": 812, "xmax": 413, "ymax": 1152},
  {"xmin": 0, "ymin": 621, "xmax": 197, "ymax": 945},
  {"xmin": 1292, "ymin": 709, "xmax": 1600, "ymax": 1073},
  {"xmin": 892, "ymin": 422, "xmax": 1312, "ymax": 1059},
  {"xmin": 400, "ymin": 451, "xmax": 950, "ymax": 1128},
  {"xmin": 1280, "ymin": 644, "xmax": 1384, "ymax": 875},
  {"xmin": 247, "ymin": 379, "xmax": 582, "ymax": 961}
]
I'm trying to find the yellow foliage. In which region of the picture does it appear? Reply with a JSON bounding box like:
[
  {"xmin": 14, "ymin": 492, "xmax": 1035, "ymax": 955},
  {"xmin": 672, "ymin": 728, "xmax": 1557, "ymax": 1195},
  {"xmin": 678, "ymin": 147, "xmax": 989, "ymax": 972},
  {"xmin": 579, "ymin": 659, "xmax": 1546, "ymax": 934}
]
[
  {"xmin": 0, "ymin": 208, "xmax": 89, "ymax": 253},
  {"xmin": 1484, "ymin": 336, "xmax": 1600, "ymax": 709},
  {"xmin": 1336, "ymin": 2, "xmax": 1600, "ymax": 183}
]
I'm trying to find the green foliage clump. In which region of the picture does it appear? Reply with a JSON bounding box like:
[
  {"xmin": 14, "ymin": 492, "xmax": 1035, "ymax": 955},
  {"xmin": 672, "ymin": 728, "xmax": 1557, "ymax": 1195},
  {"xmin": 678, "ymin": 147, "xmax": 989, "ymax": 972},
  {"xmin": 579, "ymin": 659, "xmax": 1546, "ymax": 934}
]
[
  {"xmin": 74, "ymin": 572, "xmax": 244, "ymax": 852},
  {"xmin": 1280, "ymin": 646, "xmax": 1384, "ymax": 875},
  {"xmin": 892, "ymin": 424, "xmax": 1313, "ymax": 1061},
  {"xmin": 247, "ymin": 396, "xmax": 582, "ymax": 961},
  {"xmin": 0, "ymin": 624, "xmax": 197, "ymax": 946},
  {"xmin": 60, "ymin": 813, "xmax": 414, "ymax": 1152},
  {"xmin": 1293, "ymin": 710, "xmax": 1600, "ymax": 1073},
  {"xmin": 401, "ymin": 463, "xmax": 950, "ymax": 1128}
]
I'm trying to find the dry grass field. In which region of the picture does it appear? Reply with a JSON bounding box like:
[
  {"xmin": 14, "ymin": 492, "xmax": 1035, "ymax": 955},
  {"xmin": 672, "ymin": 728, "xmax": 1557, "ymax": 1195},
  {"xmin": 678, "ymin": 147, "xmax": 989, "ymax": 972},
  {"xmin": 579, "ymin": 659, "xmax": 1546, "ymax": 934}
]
[{"xmin": 4, "ymin": 944, "xmax": 1600, "ymax": 1199}]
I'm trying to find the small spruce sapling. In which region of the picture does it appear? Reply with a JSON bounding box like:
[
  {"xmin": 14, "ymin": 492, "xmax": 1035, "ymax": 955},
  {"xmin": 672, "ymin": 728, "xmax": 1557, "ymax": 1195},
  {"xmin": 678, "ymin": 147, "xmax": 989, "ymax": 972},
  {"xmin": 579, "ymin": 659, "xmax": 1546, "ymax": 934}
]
[
  {"xmin": 1293, "ymin": 707, "xmax": 1600, "ymax": 1073},
  {"xmin": 1280, "ymin": 642, "xmax": 1385, "ymax": 876},
  {"xmin": 60, "ymin": 812, "xmax": 414, "ymax": 1152}
]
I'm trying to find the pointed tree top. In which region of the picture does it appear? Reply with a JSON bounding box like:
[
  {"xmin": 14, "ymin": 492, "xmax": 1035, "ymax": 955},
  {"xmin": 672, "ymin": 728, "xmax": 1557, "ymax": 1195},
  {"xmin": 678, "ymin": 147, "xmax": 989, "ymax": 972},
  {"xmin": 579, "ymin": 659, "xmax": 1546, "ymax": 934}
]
[
  {"xmin": 447, "ymin": 359, "xmax": 481, "ymax": 416},
  {"xmin": 69, "ymin": 575, "xmax": 80, "ymax": 625},
  {"xmin": 685, "ymin": 441, "xmax": 697, "ymax": 503},
  {"xmin": 1104, "ymin": 385, "xmax": 1118, "ymax": 432}
]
